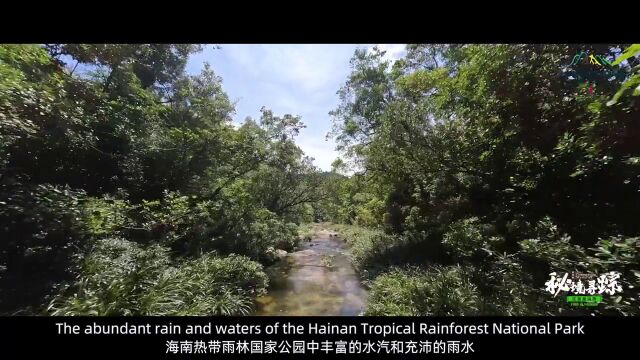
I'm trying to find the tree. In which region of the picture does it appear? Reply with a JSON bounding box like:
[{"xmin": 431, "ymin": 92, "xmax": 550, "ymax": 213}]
[
  {"xmin": 331, "ymin": 44, "xmax": 640, "ymax": 315},
  {"xmin": 0, "ymin": 44, "xmax": 318, "ymax": 315}
]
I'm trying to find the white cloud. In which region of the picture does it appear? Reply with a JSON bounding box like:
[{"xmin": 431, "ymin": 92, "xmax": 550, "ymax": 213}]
[
  {"xmin": 296, "ymin": 132, "xmax": 338, "ymax": 172},
  {"xmin": 188, "ymin": 44, "xmax": 361, "ymax": 171},
  {"xmin": 223, "ymin": 44, "xmax": 355, "ymax": 95},
  {"xmin": 367, "ymin": 44, "xmax": 407, "ymax": 65}
]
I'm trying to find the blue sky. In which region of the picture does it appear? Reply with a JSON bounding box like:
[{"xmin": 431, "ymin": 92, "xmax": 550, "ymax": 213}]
[{"xmin": 185, "ymin": 44, "xmax": 406, "ymax": 171}]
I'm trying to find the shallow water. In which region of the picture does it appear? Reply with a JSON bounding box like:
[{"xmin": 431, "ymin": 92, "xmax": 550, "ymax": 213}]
[{"xmin": 256, "ymin": 229, "xmax": 368, "ymax": 316}]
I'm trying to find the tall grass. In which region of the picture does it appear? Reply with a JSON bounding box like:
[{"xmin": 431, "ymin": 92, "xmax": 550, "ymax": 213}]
[
  {"xmin": 48, "ymin": 238, "xmax": 268, "ymax": 316},
  {"xmin": 364, "ymin": 266, "xmax": 481, "ymax": 316}
]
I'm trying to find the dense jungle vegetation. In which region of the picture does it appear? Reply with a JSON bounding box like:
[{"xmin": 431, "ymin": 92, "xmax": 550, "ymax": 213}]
[
  {"xmin": 322, "ymin": 44, "xmax": 640, "ymax": 316},
  {"xmin": 0, "ymin": 44, "xmax": 323, "ymax": 315},
  {"xmin": 1, "ymin": 44, "xmax": 639, "ymax": 316}
]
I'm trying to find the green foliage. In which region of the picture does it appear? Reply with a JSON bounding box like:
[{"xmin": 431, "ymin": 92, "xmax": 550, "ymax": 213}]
[
  {"xmin": 365, "ymin": 266, "xmax": 481, "ymax": 316},
  {"xmin": 0, "ymin": 44, "xmax": 321, "ymax": 315},
  {"xmin": 317, "ymin": 172, "xmax": 386, "ymax": 226},
  {"xmin": 83, "ymin": 196, "xmax": 132, "ymax": 239},
  {"xmin": 245, "ymin": 209, "xmax": 299, "ymax": 255},
  {"xmin": 353, "ymin": 195, "xmax": 384, "ymax": 227},
  {"xmin": 300, "ymin": 204, "xmax": 315, "ymax": 224},
  {"xmin": 55, "ymin": 44, "xmax": 202, "ymax": 90},
  {"xmin": 143, "ymin": 253, "xmax": 267, "ymax": 316},
  {"xmin": 338, "ymin": 225, "xmax": 396, "ymax": 274},
  {"xmin": 588, "ymin": 236, "xmax": 639, "ymax": 315},
  {"xmin": 48, "ymin": 238, "xmax": 267, "ymax": 316},
  {"xmin": 519, "ymin": 217, "xmax": 588, "ymax": 272},
  {"xmin": 443, "ymin": 217, "xmax": 504, "ymax": 261},
  {"xmin": 4, "ymin": 42, "xmax": 639, "ymax": 317},
  {"xmin": 297, "ymin": 223, "xmax": 316, "ymax": 241},
  {"xmin": 205, "ymin": 185, "xmax": 300, "ymax": 261},
  {"xmin": 331, "ymin": 44, "xmax": 640, "ymax": 316},
  {"xmin": 137, "ymin": 191, "xmax": 212, "ymax": 252},
  {"xmin": 0, "ymin": 182, "xmax": 86, "ymax": 313},
  {"xmin": 48, "ymin": 238, "xmax": 171, "ymax": 315},
  {"xmin": 331, "ymin": 224, "xmax": 431, "ymax": 278}
]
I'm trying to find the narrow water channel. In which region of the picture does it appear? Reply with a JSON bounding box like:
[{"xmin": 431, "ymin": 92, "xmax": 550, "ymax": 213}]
[{"xmin": 256, "ymin": 228, "xmax": 368, "ymax": 315}]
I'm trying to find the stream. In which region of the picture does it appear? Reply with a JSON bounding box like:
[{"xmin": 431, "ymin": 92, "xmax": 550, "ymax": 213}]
[{"xmin": 255, "ymin": 227, "xmax": 368, "ymax": 315}]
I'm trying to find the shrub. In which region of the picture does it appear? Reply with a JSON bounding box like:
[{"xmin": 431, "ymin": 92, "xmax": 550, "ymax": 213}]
[
  {"xmin": 224, "ymin": 209, "xmax": 299, "ymax": 261},
  {"xmin": 48, "ymin": 239, "xmax": 268, "ymax": 316},
  {"xmin": 442, "ymin": 217, "xmax": 505, "ymax": 261},
  {"xmin": 142, "ymin": 254, "xmax": 269, "ymax": 316},
  {"xmin": 472, "ymin": 254, "xmax": 536, "ymax": 316},
  {"xmin": 83, "ymin": 195, "xmax": 133, "ymax": 239},
  {"xmin": 331, "ymin": 224, "xmax": 394, "ymax": 274},
  {"xmin": 353, "ymin": 197, "xmax": 385, "ymax": 228},
  {"xmin": 300, "ymin": 203, "xmax": 315, "ymax": 224},
  {"xmin": 252, "ymin": 211, "xmax": 299, "ymax": 252},
  {"xmin": 48, "ymin": 238, "xmax": 171, "ymax": 315},
  {"xmin": 0, "ymin": 182, "xmax": 86, "ymax": 314},
  {"xmin": 588, "ymin": 236, "xmax": 639, "ymax": 316},
  {"xmin": 334, "ymin": 224, "xmax": 446, "ymax": 277},
  {"xmin": 137, "ymin": 191, "xmax": 212, "ymax": 253},
  {"xmin": 297, "ymin": 223, "xmax": 315, "ymax": 241},
  {"xmin": 365, "ymin": 266, "xmax": 481, "ymax": 316}
]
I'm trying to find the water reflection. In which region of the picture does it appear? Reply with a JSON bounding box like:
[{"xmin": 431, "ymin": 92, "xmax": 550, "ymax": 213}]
[{"xmin": 256, "ymin": 231, "xmax": 367, "ymax": 316}]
